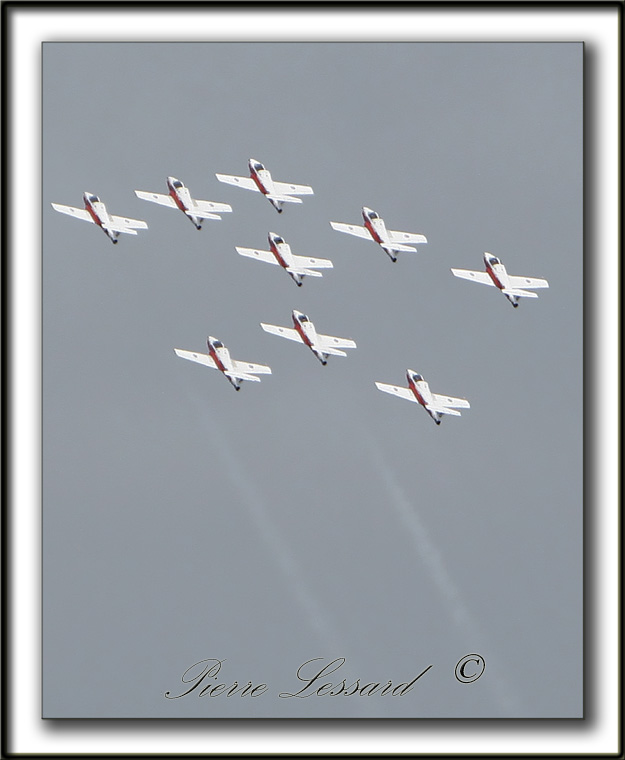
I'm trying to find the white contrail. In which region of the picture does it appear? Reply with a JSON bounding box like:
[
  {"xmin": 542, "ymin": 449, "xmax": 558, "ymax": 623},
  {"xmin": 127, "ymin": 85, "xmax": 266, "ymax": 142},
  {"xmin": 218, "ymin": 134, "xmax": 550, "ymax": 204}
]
[
  {"xmin": 362, "ymin": 431, "xmax": 521, "ymax": 716},
  {"xmin": 189, "ymin": 394, "xmax": 344, "ymax": 654}
]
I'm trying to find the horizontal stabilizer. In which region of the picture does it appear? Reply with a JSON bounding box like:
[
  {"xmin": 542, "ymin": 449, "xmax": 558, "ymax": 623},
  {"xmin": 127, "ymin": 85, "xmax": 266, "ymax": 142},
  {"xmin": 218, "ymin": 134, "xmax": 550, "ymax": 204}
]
[
  {"xmin": 426, "ymin": 405, "xmax": 462, "ymax": 417},
  {"xmin": 267, "ymin": 194, "xmax": 303, "ymax": 205},
  {"xmin": 502, "ymin": 288, "xmax": 539, "ymax": 299},
  {"xmin": 381, "ymin": 243, "xmax": 417, "ymax": 255},
  {"xmin": 187, "ymin": 210, "xmax": 222, "ymax": 221},
  {"xmin": 320, "ymin": 347, "xmax": 347, "ymax": 357},
  {"xmin": 103, "ymin": 225, "xmax": 138, "ymax": 235},
  {"xmin": 287, "ymin": 267, "xmax": 323, "ymax": 278},
  {"xmin": 224, "ymin": 371, "xmax": 261, "ymax": 383}
]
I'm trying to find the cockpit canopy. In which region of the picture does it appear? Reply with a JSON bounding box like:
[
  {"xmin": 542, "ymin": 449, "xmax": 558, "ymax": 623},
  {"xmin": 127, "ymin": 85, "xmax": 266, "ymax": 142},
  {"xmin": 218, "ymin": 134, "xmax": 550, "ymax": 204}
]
[
  {"xmin": 298, "ymin": 314, "xmax": 309, "ymax": 323},
  {"xmin": 87, "ymin": 194, "xmax": 99, "ymax": 204},
  {"xmin": 412, "ymin": 373, "xmax": 423, "ymax": 382},
  {"xmin": 252, "ymin": 161, "xmax": 264, "ymax": 172},
  {"xmin": 171, "ymin": 180, "xmax": 183, "ymax": 190},
  {"xmin": 488, "ymin": 256, "xmax": 500, "ymax": 266},
  {"xmin": 368, "ymin": 211, "xmax": 379, "ymax": 220},
  {"xmin": 273, "ymin": 236, "xmax": 285, "ymax": 245},
  {"xmin": 212, "ymin": 340, "xmax": 224, "ymax": 349}
]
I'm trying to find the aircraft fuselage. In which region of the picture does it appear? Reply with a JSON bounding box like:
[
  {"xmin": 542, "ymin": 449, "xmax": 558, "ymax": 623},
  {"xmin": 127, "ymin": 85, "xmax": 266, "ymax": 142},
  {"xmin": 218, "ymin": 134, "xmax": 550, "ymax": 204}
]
[
  {"xmin": 268, "ymin": 233, "xmax": 293, "ymax": 269},
  {"xmin": 207, "ymin": 337, "xmax": 236, "ymax": 386},
  {"xmin": 292, "ymin": 310, "xmax": 327, "ymax": 364},
  {"xmin": 362, "ymin": 207, "xmax": 389, "ymax": 245},
  {"xmin": 83, "ymin": 192, "xmax": 118, "ymax": 242}
]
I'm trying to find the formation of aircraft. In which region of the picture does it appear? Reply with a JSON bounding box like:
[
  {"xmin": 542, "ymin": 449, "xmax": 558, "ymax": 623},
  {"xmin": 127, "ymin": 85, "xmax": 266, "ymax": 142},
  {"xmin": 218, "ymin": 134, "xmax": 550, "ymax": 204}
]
[
  {"xmin": 52, "ymin": 158, "xmax": 549, "ymax": 416},
  {"xmin": 216, "ymin": 159, "xmax": 314, "ymax": 213},
  {"xmin": 330, "ymin": 206, "xmax": 428, "ymax": 262},
  {"xmin": 375, "ymin": 371, "xmax": 471, "ymax": 425},
  {"xmin": 260, "ymin": 310, "xmax": 357, "ymax": 365},
  {"xmin": 51, "ymin": 192, "xmax": 148, "ymax": 244},
  {"xmin": 235, "ymin": 232, "xmax": 333, "ymax": 286},
  {"xmin": 174, "ymin": 337, "xmax": 272, "ymax": 391},
  {"xmin": 451, "ymin": 252, "xmax": 550, "ymax": 308},
  {"xmin": 135, "ymin": 176, "xmax": 232, "ymax": 230}
]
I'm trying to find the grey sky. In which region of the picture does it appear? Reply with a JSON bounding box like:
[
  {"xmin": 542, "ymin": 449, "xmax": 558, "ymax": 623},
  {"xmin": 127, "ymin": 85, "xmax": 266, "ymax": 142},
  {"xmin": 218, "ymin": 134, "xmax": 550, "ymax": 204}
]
[{"xmin": 43, "ymin": 42, "xmax": 582, "ymax": 718}]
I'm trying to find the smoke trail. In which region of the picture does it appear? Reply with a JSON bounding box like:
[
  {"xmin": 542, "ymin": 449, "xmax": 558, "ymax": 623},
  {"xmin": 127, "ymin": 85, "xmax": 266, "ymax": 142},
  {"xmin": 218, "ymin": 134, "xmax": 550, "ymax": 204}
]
[{"xmin": 363, "ymin": 431, "xmax": 521, "ymax": 716}]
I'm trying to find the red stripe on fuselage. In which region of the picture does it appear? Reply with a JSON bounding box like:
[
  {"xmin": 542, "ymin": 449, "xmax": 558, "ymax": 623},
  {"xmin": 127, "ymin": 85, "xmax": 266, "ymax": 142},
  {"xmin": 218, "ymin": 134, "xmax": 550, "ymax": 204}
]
[
  {"xmin": 408, "ymin": 380, "xmax": 427, "ymax": 407},
  {"xmin": 486, "ymin": 264, "xmax": 504, "ymax": 290},
  {"xmin": 364, "ymin": 218, "xmax": 383, "ymax": 244},
  {"xmin": 270, "ymin": 242, "xmax": 288, "ymax": 268},
  {"xmin": 294, "ymin": 320, "xmax": 313, "ymax": 348},
  {"xmin": 208, "ymin": 346, "xmax": 227, "ymax": 373},
  {"xmin": 85, "ymin": 202, "xmax": 103, "ymax": 227},
  {"xmin": 251, "ymin": 171, "xmax": 269, "ymax": 195},
  {"xmin": 169, "ymin": 189, "xmax": 187, "ymax": 213}
]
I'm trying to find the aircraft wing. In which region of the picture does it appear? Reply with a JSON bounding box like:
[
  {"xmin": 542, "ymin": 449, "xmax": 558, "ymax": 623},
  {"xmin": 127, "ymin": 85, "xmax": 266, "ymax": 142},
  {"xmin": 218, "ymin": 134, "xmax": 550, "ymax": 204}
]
[
  {"xmin": 272, "ymin": 180, "xmax": 314, "ymax": 196},
  {"xmin": 317, "ymin": 333, "xmax": 357, "ymax": 350},
  {"xmin": 236, "ymin": 247, "xmax": 279, "ymax": 265},
  {"xmin": 231, "ymin": 360, "xmax": 272, "ymax": 376},
  {"xmin": 431, "ymin": 393, "xmax": 470, "ymax": 409},
  {"xmin": 173, "ymin": 348, "xmax": 218, "ymax": 369},
  {"xmin": 51, "ymin": 203, "xmax": 94, "ymax": 223},
  {"xmin": 260, "ymin": 323, "xmax": 303, "ymax": 343},
  {"xmin": 388, "ymin": 229, "xmax": 428, "ymax": 244},
  {"xmin": 507, "ymin": 275, "xmax": 549, "ymax": 289},
  {"xmin": 109, "ymin": 214, "xmax": 148, "ymax": 230},
  {"xmin": 193, "ymin": 199, "xmax": 233, "ymax": 214},
  {"xmin": 375, "ymin": 382, "xmax": 417, "ymax": 403},
  {"xmin": 215, "ymin": 174, "xmax": 259, "ymax": 192},
  {"xmin": 134, "ymin": 190, "xmax": 177, "ymax": 208},
  {"xmin": 330, "ymin": 222, "xmax": 373, "ymax": 240},
  {"xmin": 291, "ymin": 254, "xmax": 333, "ymax": 270},
  {"xmin": 450, "ymin": 269, "xmax": 495, "ymax": 286}
]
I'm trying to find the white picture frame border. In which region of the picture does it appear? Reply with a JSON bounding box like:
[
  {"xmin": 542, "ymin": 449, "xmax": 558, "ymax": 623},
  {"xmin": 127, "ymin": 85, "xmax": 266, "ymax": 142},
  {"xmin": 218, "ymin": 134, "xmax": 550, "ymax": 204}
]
[{"xmin": 6, "ymin": 3, "xmax": 620, "ymax": 756}]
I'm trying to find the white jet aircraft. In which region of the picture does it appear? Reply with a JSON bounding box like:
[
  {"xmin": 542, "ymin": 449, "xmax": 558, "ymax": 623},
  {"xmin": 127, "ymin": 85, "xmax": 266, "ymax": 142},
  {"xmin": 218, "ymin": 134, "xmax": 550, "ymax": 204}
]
[
  {"xmin": 330, "ymin": 207, "xmax": 427, "ymax": 262},
  {"xmin": 216, "ymin": 159, "xmax": 314, "ymax": 213},
  {"xmin": 174, "ymin": 337, "xmax": 272, "ymax": 391},
  {"xmin": 134, "ymin": 177, "xmax": 232, "ymax": 230},
  {"xmin": 235, "ymin": 232, "xmax": 333, "ymax": 287},
  {"xmin": 260, "ymin": 310, "xmax": 356, "ymax": 365},
  {"xmin": 375, "ymin": 370, "xmax": 470, "ymax": 425},
  {"xmin": 51, "ymin": 192, "xmax": 148, "ymax": 243},
  {"xmin": 451, "ymin": 252, "xmax": 549, "ymax": 308}
]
